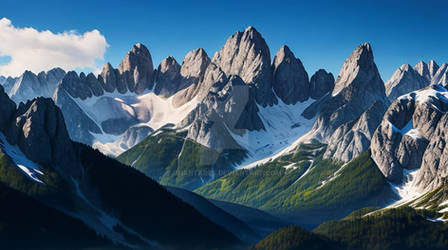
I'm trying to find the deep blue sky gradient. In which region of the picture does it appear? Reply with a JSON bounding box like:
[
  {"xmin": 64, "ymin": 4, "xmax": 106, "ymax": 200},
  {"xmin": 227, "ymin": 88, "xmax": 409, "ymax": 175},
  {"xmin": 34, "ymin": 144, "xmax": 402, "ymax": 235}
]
[{"xmin": 1, "ymin": 0, "xmax": 447, "ymax": 80}]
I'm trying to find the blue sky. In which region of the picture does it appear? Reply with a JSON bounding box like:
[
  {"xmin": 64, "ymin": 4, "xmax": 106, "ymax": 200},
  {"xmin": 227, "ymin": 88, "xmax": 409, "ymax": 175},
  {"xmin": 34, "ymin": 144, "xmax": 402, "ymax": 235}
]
[{"xmin": 1, "ymin": 0, "xmax": 447, "ymax": 80}]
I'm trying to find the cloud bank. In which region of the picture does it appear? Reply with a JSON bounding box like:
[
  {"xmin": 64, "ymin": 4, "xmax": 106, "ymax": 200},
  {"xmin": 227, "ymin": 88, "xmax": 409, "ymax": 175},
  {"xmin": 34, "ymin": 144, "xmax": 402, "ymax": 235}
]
[{"xmin": 0, "ymin": 18, "xmax": 108, "ymax": 76}]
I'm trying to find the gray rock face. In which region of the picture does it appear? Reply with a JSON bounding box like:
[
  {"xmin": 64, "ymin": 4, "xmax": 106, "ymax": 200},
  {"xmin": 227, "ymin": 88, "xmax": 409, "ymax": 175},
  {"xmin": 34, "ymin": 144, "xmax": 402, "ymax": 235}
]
[
  {"xmin": 414, "ymin": 60, "xmax": 439, "ymax": 83},
  {"xmin": 415, "ymin": 112, "xmax": 448, "ymax": 190},
  {"xmin": 385, "ymin": 63, "xmax": 427, "ymax": 102},
  {"xmin": 60, "ymin": 71, "xmax": 94, "ymax": 100},
  {"xmin": 117, "ymin": 43, "xmax": 155, "ymax": 94},
  {"xmin": 212, "ymin": 26, "xmax": 276, "ymax": 106},
  {"xmin": 97, "ymin": 43, "xmax": 155, "ymax": 95},
  {"xmin": 432, "ymin": 63, "xmax": 448, "ymax": 86},
  {"xmin": 272, "ymin": 45, "xmax": 310, "ymax": 104},
  {"xmin": 1, "ymin": 76, "xmax": 18, "ymax": 94},
  {"xmin": 309, "ymin": 69, "xmax": 335, "ymax": 100},
  {"xmin": 307, "ymin": 42, "xmax": 389, "ymax": 143},
  {"xmin": 171, "ymin": 48, "xmax": 212, "ymax": 107},
  {"xmin": 172, "ymin": 60, "xmax": 222, "ymax": 108},
  {"xmin": 396, "ymin": 134, "xmax": 428, "ymax": 170},
  {"xmin": 118, "ymin": 125, "xmax": 153, "ymax": 151},
  {"xmin": 100, "ymin": 62, "xmax": 119, "ymax": 93},
  {"xmin": 371, "ymin": 85, "xmax": 448, "ymax": 183},
  {"xmin": 324, "ymin": 101, "xmax": 387, "ymax": 161},
  {"xmin": 0, "ymin": 85, "xmax": 16, "ymax": 130},
  {"xmin": 154, "ymin": 56, "xmax": 182, "ymax": 97},
  {"xmin": 186, "ymin": 75, "xmax": 263, "ymax": 151},
  {"xmin": 9, "ymin": 68, "xmax": 65, "ymax": 104},
  {"xmin": 53, "ymin": 85, "xmax": 102, "ymax": 145},
  {"xmin": 180, "ymin": 48, "xmax": 211, "ymax": 88},
  {"xmin": 4, "ymin": 97, "xmax": 82, "ymax": 180}
]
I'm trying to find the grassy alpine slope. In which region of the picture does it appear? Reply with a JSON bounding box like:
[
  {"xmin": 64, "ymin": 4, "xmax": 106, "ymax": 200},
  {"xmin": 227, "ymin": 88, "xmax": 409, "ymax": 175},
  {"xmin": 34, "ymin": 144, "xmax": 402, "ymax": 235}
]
[
  {"xmin": 117, "ymin": 128, "xmax": 246, "ymax": 190},
  {"xmin": 195, "ymin": 144, "xmax": 395, "ymax": 228}
]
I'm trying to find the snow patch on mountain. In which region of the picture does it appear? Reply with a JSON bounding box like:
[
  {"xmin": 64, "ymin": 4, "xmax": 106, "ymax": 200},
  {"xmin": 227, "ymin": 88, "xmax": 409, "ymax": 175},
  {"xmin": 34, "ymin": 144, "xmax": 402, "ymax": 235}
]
[
  {"xmin": 229, "ymin": 97, "xmax": 316, "ymax": 168},
  {"xmin": 68, "ymin": 89, "xmax": 199, "ymax": 156},
  {"xmin": 0, "ymin": 133, "xmax": 45, "ymax": 184},
  {"xmin": 388, "ymin": 168, "xmax": 423, "ymax": 207},
  {"xmin": 399, "ymin": 84, "xmax": 448, "ymax": 112}
]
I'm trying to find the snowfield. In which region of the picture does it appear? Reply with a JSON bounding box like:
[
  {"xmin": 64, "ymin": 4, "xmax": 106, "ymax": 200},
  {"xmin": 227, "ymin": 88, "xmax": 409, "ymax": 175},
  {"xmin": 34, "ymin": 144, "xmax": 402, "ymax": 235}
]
[
  {"xmin": 69, "ymin": 89, "xmax": 199, "ymax": 156},
  {"xmin": 228, "ymin": 97, "xmax": 316, "ymax": 169}
]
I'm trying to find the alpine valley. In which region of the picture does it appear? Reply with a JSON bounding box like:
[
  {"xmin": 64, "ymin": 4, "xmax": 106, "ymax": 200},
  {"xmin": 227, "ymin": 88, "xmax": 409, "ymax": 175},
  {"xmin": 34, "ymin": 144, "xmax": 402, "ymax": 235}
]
[{"xmin": 1, "ymin": 25, "xmax": 448, "ymax": 249}]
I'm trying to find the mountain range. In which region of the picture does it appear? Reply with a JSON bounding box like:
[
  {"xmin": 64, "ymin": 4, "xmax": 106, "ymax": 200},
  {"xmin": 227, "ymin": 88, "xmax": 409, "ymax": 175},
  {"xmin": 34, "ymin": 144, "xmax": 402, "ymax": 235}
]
[{"xmin": 1, "ymin": 25, "xmax": 448, "ymax": 249}]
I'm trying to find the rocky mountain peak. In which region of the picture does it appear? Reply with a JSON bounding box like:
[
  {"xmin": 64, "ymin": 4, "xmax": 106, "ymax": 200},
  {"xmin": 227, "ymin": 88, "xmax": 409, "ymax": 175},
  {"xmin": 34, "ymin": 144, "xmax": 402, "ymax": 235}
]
[
  {"xmin": 272, "ymin": 45, "xmax": 310, "ymax": 104},
  {"xmin": 432, "ymin": 63, "xmax": 448, "ymax": 86},
  {"xmin": 3, "ymin": 97, "xmax": 82, "ymax": 180},
  {"xmin": 154, "ymin": 56, "xmax": 182, "ymax": 97},
  {"xmin": 181, "ymin": 48, "xmax": 211, "ymax": 79},
  {"xmin": 273, "ymin": 45, "xmax": 295, "ymax": 67},
  {"xmin": 159, "ymin": 56, "xmax": 180, "ymax": 72},
  {"xmin": 428, "ymin": 60, "xmax": 440, "ymax": 78},
  {"xmin": 332, "ymin": 42, "xmax": 377, "ymax": 96},
  {"xmin": 414, "ymin": 60, "xmax": 439, "ymax": 83},
  {"xmin": 309, "ymin": 69, "xmax": 335, "ymax": 100},
  {"xmin": 385, "ymin": 63, "xmax": 427, "ymax": 102},
  {"xmin": 212, "ymin": 26, "xmax": 275, "ymax": 106},
  {"xmin": 117, "ymin": 43, "xmax": 155, "ymax": 94},
  {"xmin": 99, "ymin": 62, "xmax": 117, "ymax": 92},
  {"xmin": 305, "ymin": 42, "xmax": 387, "ymax": 146},
  {"xmin": 371, "ymin": 85, "xmax": 448, "ymax": 185}
]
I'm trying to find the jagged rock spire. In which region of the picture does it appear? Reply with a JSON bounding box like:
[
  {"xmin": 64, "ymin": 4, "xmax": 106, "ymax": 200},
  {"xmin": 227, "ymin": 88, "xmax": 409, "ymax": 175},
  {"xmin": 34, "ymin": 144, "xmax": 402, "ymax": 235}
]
[{"xmin": 272, "ymin": 45, "xmax": 310, "ymax": 104}]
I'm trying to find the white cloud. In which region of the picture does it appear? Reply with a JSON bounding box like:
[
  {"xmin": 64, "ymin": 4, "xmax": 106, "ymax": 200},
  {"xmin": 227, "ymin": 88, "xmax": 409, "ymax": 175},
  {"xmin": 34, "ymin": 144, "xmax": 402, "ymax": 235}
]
[{"xmin": 0, "ymin": 18, "xmax": 108, "ymax": 76}]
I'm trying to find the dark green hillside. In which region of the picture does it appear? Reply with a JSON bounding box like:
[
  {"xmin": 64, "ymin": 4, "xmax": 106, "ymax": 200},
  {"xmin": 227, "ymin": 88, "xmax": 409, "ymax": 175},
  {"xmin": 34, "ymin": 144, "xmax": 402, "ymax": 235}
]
[
  {"xmin": 0, "ymin": 181, "xmax": 119, "ymax": 250},
  {"xmin": 314, "ymin": 207, "xmax": 448, "ymax": 250},
  {"xmin": 253, "ymin": 207, "xmax": 448, "ymax": 250},
  {"xmin": 117, "ymin": 128, "xmax": 246, "ymax": 190},
  {"xmin": 78, "ymin": 143, "xmax": 241, "ymax": 249},
  {"xmin": 250, "ymin": 225, "xmax": 340, "ymax": 250}
]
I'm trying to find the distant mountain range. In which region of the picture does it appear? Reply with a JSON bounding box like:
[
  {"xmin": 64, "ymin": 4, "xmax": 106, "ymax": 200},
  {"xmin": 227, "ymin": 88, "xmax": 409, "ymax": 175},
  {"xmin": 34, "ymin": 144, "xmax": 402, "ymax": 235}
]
[{"xmin": 1, "ymin": 25, "xmax": 448, "ymax": 249}]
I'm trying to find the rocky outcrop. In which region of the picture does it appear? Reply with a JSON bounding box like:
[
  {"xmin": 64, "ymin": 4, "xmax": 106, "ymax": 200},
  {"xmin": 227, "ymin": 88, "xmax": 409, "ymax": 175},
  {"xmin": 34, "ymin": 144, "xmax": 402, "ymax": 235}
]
[
  {"xmin": 212, "ymin": 26, "xmax": 275, "ymax": 106},
  {"xmin": 100, "ymin": 62, "xmax": 119, "ymax": 93},
  {"xmin": 186, "ymin": 75, "xmax": 263, "ymax": 151},
  {"xmin": 180, "ymin": 48, "xmax": 211, "ymax": 88},
  {"xmin": 173, "ymin": 61, "xmax": 222, "ymax": 108},
  {"xmin": 414, "ymin": 60, "xmax": 439, "ymax": 83},
  {"xmin": 154, "ymin": 56, "xmax": 182, "ymax": 97},
  {"xmin": 94, "ymin": 43, "xmax": 156, "ymax": 95},
  {"xmin": 1, "ymin": 94, "xmax": 82, "ymax": 180},
  {"xmin": 0, "ymin": 85, "xmax": 16, "ymax": 130},
  {"xmin": 371, "ymin": 85, "xmax": 448, "ymax": 183},
  {"xmin": 272, "ymin": 45, "xmax": 310, "ymax": 104},
  {"xmin": 117, "ymin": 125, "xmax": 153, "ymax": 151},
  {"xmin": 53, "ymin": 85, "xmax": 102, "ymax": 145},
  {"xmin": 432, "ymin": 63, "xmax": 448, "ymax": 86},
  {"xmin": 60, "ymin": 71, "xmax": 101, "ymax": 100},
  {"xmin": 117, "ymin": 43, "xmax": 155, "ymax": 94},
  {"xmin": 385, "ymin": 63, "xmax": 427, "ymax": 102},
  {"xmin": 324, "ymin": 101, "xmax": 387, "ymax": 161},
  {"xmin": 415, "ymin": 112, "xmax": 448, "ymax": 190},
  {"xmin": 306, "ymin": 42, "xmax": 389, "ymax": 143},
  {"xmin": 309, "ymin": 69, "xmax": 334, "ymax": 100},
  {"xmin": 153, "ymin": 50, "xmax": 211, "ymax": 99}
]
